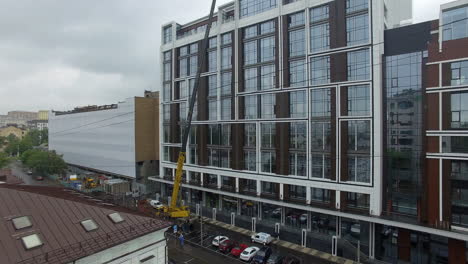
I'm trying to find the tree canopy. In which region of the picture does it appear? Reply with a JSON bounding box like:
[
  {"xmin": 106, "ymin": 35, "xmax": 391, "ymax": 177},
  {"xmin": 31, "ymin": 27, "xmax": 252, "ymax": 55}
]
[
  {"xmin": 0, "ymin": 152, "xmax": 10, "ymax": 169},
  {"xmin": 21, "ymin": 149, "xmax": 66, "ymax": 176}
]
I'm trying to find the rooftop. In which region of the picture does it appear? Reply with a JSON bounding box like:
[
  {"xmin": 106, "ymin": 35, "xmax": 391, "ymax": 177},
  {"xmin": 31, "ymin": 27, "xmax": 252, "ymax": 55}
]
[{"xmin": 0, "ymin": 184, "xmax": 171, "ymax": 264}]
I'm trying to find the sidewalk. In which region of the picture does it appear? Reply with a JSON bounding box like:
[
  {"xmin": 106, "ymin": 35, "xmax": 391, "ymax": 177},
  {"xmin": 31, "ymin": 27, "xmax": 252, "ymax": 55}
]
[{"xmin": 197, "ymin": 216, "xmax": 358, "ymax": 264}]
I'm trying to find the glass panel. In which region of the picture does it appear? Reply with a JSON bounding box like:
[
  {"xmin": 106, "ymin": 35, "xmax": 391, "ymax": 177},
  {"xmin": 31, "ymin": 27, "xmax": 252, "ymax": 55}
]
[
  {"xmin": 310, "ymin": 23, "xmax": 330, "ymax": 52},
  {"xmin": 12, "ymin": 216, "xmax": 32, "ymax": 230},
  {"xmin": 261, "ymin": 64, "xmax": 276, "ymax": 90},
  {"xmin": 240, "ymin": 0, "xmax": 277, "ymax": 18},
  {"xmin": 108, "ymin": 213, "xmax": 124, "ymax": 223},
  {"xmin": 81, "ymin": 219, "xmax": 98, "ymax": 232},
  {"xmin": 244, "ymin": 68, "xmax": 258, "ymax": 92},
  {"xmin": 442, "ymin": 6, "xmax": 468, "ymax": 41},
  {"xmin": 347, "ymin": 49, "xmax": 370, "ymax": 81},
  {"xmin": 310, "ymin": 5, "xmax": 329, "ymax": 23},
  {"xmin": 260, "ymin": 36, "xmax": 275, "ymax": 62},
  {"xmin": 221, "ymin": 47, "xmax": 232, "ymax": 70},
  {"xmin": 289, "ymin": 29, "xmax": 305, "ymax": 57},
  {"xmin": 347, "ymin": 85, "xmax": 370, "ymax": 116},
  {"xmin": 311, "ymin": 88, "xmax": 331, "ymax": 117},
  {"xmin": 21, "ymin": 234, "xmax": 43, "ymax": 250},
  {"xmin": 346, "ymin": 13, "xmax": 369, "ymax": 46},
  {"xmin": 288, "ymin": 12, "xmax": 305, "ymax": 28},
  {"xmin": 261, "ymin": 94, "xmax": 276, "ymax": 119},
  {"xmin": 310, "ymin": 56, "xmax": 330, "ymax": 85},
  {"xmin": 244, "ymin": 41, "xmax": 258, "ymax": 65},
  {"xmin": 289, "ymin": 60, "xmax": 307, "ymax": 87},
  {"xmin": 290, "ymin": 90, "xmax": 307, "ymax": 118},
  {"xmin": 244, "ymin": 95, "xmax": 258, "ymax": 119}
]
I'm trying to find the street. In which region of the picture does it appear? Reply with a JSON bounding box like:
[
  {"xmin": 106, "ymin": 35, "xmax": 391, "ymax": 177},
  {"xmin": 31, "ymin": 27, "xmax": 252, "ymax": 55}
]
[{"xmin": 9, "ymin": 161, "xmax": 60, "ymax": 186}]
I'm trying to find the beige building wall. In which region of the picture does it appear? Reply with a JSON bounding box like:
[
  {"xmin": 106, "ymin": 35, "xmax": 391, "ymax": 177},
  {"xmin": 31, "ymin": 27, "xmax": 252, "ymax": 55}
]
[
  {"xmin": 38, "ymin": 110, "xmax": 49, "ymax": 120},
  {"xmin": 135, "ymin": 95, "xmax": 159, "ymax": 162},
  {"xmin": 0, "ymin": 126, "xmax": 26, "ymax": 139}
]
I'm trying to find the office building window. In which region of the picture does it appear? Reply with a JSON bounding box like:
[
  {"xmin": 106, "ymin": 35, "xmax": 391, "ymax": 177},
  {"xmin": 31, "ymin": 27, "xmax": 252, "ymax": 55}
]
[
  {"xmin": 240, "ymin": 0, "xmax": 277, "ymax": 18},
  {"xmin": 163, "ymin": 62, "xmax": 171, "ymax": 82},
  {"xmin": 346, "ymin": 0, "xmax": 368, "ymax": 14},
  {"xmin": 346, "ymin": 13, "xmax": 369, "ymax": 46},
  {"xmin": 311, "ymin": 187, "xmax": 330, "ymax": 203},
  {"xmin": 179, "ymin": 58, "xmax": 188, "ymax": 77},
  {"xmin": 289, "ymin": 185, "xmax": 306, "ymax": 200},
  {"xmin": 346, "ymin": 120, "xmax": 371, "ymax": 183},
  {"xmin": 310, "ymin": 5, "xmax": 329, "ymax": 22},
  {"xmin": 442, "ymin": 6, "xmax": 468, "ymax": 41},
  {"xmin": 262, "ymin": 182, "xmax": 277, "ymax": 194},
  {"xmin": 290, "ymin": 122, "xmax": 307, "ymax": 176},
  {"xmin": 208, "ymin": 50, "xmax": 217, "ymax": 72},
  {"xmin": 244, "ymin": 151, "xmax": 257, "ymax": 171},
  {"xmin": 289, "ymin": 60, "xmax": 307, "ymax": 87},
  {"xmin": 311, "ymin": 122, "xmax": 331, "ymax": 151},
  {"xmin": 163, "ymin": 26, "xmax": 172, "ymax": 44},
  {"xmin": 310, "ymin": 56, "xmax": 330, "ymax": 85},
  {"xmin": 451, "ymin": 60, "xmax": 468, "ymax": 86},
  {"xmin": 346, "ymin": 85, "xmax": 370, "ymax": 116},
  {"xmin": 442, "ymin": 136, "xmax": 468, "ymax": 153},
  {"xmin": 261, "ymin": 151, "xmax": 276, "ymax": 173},
  {"xmin": 245, "ymin": 123, "xmax": 257, "ymax": 147},
  {"xmin": 221, "ymin": 47, "xmax": 232, "ymax": 70},
  {"xmin": 347, "ymin": 192, "xmax": 370, "ymax": 210},
  {"xmin": 290, "ymin": 90, "xmax": 307, "ymax": 118},
  {"xmin": 347, "ymin": 49, "xmax": 370, "ymax": 81},
  {"xmin": 260, "ymin": 36, "xmax": 276, "ymax": 62},
  {"xmin": 261, "ymin": 94, "xmax": 276, "ymax": 119},
  {"xmin": 288, "ymin": 12, "xmax": 305, "ymax": 28},
  {"xmin": 311, "ymin": 88, "xmax": 331, "ymax": 118},
  {"xmin": 261, "ymin": 123, "xmax": 276, "ymax": 148},
  {"xmin": 311, "ymin": 23, "xmax": 330, "ymax": 53},
  {"xmin": 189, "ymin": 55, "xmax": 198, "ymax": 76},
  {"xmin": 208, "ymin": 99, "xmax": 217, "ymax": 120},
  {"xmin": 222, "ymin": 33, "xmax": 232, "ymax": 45},
  {"xmin": 261, "ymin": 20, "xmax": 275, "ymax": 34},
  {"xmin": 221, "ymin": 72, "xmax": 232, "ymax": 96},
  {"xmin": 209, "ymin": 37, "xmax": 217, "ymax": 49},
  {"xmin": 207, "ymin": 75, "xmax": 217, "ymax": 97},
  {"xmin": 244, "ymin": 25, "xmax": 258, "ymax": 39},
  {"xmin": 163, "ymin": 83, "xmax": 171, "ymax": 102},
  {"xmin": 289, "ymin": 29, "xmax": 305, "ymax": 57},
  {"xmin": 348, "ymin": 120, "xmax": 370, "ymax": 151},
  {"xmin": 261, "ymin": 65, "xmax": 276, "ymax": 90},
  {"xmin": 221, "ymin": 98, "xmax": 231, "ymax": 120},
  {"xmin": 244, "ymin": 41, "xmax": 257, "ymax": 65},
  {"xmin": 452, "ymin": 91, "xmax": 468, "ymax": 128},
  {"xmin": 244, "ymin": 68, "xmax": 258, "ymax": 92},
  {"xmin": 244, "ymin": 95, "xmax": 258, "ymax": 119}
]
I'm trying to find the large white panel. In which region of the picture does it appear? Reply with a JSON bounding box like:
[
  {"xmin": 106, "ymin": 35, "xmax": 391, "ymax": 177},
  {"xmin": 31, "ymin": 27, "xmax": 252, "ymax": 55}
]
[{"xmin": 49, "ymin": 99, "xmax": 136, "ymax": 178}]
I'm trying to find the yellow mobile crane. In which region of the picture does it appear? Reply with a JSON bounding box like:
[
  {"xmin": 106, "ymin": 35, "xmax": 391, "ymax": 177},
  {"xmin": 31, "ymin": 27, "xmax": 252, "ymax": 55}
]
[{"xmin": 160, "ymin": 0, "xmax": 217, "ymax": 218}]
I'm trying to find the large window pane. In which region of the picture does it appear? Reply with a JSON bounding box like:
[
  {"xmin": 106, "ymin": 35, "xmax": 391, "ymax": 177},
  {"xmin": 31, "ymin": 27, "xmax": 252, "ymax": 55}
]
[
  {"xmin": 244, "ymin": 68, "xmax": 258, "ymax": 92},
  {"xmin": 208, "ymin": 50, "xmax": 217, "ymax": 72},
  {"xmin": 451, "ymin": 61, "xmax": 468, "ymax": 86},
  {"xmin": 310, "ymin": 56, "xmax": 330, "ymax": 85},
  {"xmin": 289, "ymin": 60, "xmax": 307, "ymax": 87},
  {"xmin": 244, "ymin": 95, "xmax": 258, "ymax": 119},
  {"xmin": 221, "ymin": 47, "xmax": 232, "ymax": 70},
  {"xmin": 310, "ymin": 23, "xmax": 330, "ymax": 52},
  {"xmin": 347, "ymin": 85, "xmax": 370, "ymax": 116},
  {"xmin": 442, "ymin": 6, "xmax": 468, "ymax": 41},
  {"xmin": 240, "ymin": 0, "xmax": 277, "ymax": 18},
  {"xmin": 290, "ymin": 90, "xmax": 307, "ymax": 118},
  {"xmin": 261, "ymin": 64, "xmax": 276, "ymax": 90},
  {"xmin": 348, "ymin": 120, "xmax": 371, "ymax": 152},
  {"xmin": 221, "ymin": 98, "xmax": 231, "ymax": 120},
  {"xmin": 261, "ymin": 94, "xmax": 276, "ymax": 119},
  {"xmin": 221, "ymin": 72, "xmax": 232, "ymax": 96},
  {"xmin": 347, "ymin": 49, "xmax": 370, "ymax": 81},
  {"xmin": 311, "ymin": 88, "xmax": 331, "ymax": 118},
  {"xmin": 346, "ymin": 13, "xmax": 369, "ymax": 46},
  {"xmin": 260, "ymin": 36, "xmax": 276, "ymax": 62},
  {"xmin": 346, "ymin": 0, "xmax": 368, "ymax": 14},
  {"xmin": 289, "ymin": 29, "xmax": 305, "ymax": 57},
  {"xmin": 244, "ymin": 41, "xmax": 258, "ymax": 65},
  {"xmin": 451, "ymin": 92, "xmax": 468, "ymax": 128}
]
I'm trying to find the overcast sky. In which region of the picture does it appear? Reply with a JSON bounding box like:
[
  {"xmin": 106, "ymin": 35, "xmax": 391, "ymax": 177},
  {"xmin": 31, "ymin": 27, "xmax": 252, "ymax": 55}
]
[{"xmin": 0, "ymin": 0, "xmax": 453, "ymax": 113}]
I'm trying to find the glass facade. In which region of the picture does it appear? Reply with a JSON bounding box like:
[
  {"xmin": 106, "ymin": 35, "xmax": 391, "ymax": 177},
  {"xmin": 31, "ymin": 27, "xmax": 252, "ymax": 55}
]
[
  {"xmin": 347, "ymin": 49, "xmax": 370, "ymax": 81},
  {"xmin": 240, "ymin": 0, "xmax": 277, "ymax": 18},
  {"xmin": 385, "ymin": 51, "xmax": 423, "ymax": 216},
  {"xmin": 451, "ymin": 161, "xmax": 468, "ymax": 228},
  {"xmin": 310, "ymin": 56, "xmax": 330, "ymax": 85},
  {"xmin": 451, "ymin": 91, "xmax": 468, "ymax": 128},
  {"xmin": 451, "ymin": 60, "xmax": 468, "ymax": 86}
]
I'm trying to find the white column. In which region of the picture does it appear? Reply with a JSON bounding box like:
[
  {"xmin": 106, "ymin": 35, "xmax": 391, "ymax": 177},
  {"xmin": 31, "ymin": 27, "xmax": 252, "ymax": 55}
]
[
  {"xmin": 335, "ymin": 191, "xmax": 341, "ymax": 210},
  {"xmin": 256, "ymin": 179, "xmax": 261, "ymax": 196},
  {"xmin": 306, "ymin": 187, "xmax": 311, "ymax": 204},
  {"xmin": 235, "ymin": 177, "xmax": 239, "ymax": 193},
  {"xmin": 279, "ymin": 183, "xmax": 284, "ymax": 200},
  {"xmin": 217, "ymin": 174, "xmax": 222, "ymax": 189}
]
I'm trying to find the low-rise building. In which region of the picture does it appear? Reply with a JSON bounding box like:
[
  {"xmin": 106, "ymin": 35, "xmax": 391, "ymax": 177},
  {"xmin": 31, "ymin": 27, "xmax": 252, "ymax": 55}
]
[
  {"xmin": 0, "ymin": 125, "xmax": 26, "ymax": 139},
  {"xmin": 0, "ymin": 184, "xmax": 170, "ymax": 264}
]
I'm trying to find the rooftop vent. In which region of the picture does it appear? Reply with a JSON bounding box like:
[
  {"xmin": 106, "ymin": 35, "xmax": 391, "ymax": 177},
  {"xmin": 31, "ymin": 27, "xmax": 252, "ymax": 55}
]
[
  {"xmin": 80, "ymin": 219, "xmax": 98, "ymax": 232},
  {"xmin": 12, "ymin": 216, "xmax": 32, "ymax": 230}
]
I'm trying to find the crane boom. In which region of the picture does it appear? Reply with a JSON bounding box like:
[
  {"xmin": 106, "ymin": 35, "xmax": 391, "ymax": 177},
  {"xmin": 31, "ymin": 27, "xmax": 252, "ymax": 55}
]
[{"xmin": 167, "ymin": 0, "xmax": 217, "ymax": 217}]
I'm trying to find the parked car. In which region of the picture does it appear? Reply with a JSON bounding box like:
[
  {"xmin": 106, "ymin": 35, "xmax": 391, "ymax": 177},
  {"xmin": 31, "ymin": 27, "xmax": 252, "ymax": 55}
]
[
  {"xmin": 282, "ymin": 256, "xmax": 300, "ymax": 264},
  {"xmin": 266, "ymin": 253, "xmax": 284, "ymax": 264},
  {"xmin": 251, "ymin": 232, "xmax": 274, "ymax": 245},
  {"xmin": 27, "ymin": 170, "xmax": 33, "ymax": 175},
  {"xmin": 272, "ymin": 208, "xmax": 282, "ymax": 218},
  {"xmin": 147, "ymin": 199, "xmax": 164, "ymax": 209},
  {"xmin": 35, "ymin": 176, "xmax": 44, "ymax": 181},
  {"xmin": 231, "ymin": 243, "xmax": 248, "ymax": 257},
  {"xmin": 350, "ymin": 223, "xmax": 361, "ymax": 236},
  {"xmin": 219, "ymin": 239, "xmax": 236, "ymax": 253},
  {"xmin": 251, "ymin": 246, "xmax": 272, "ymax": 264},
  {"xmin": 212, "ymin": 235, "xmax": 229, "ymax": 247},
  {"xmin": 240, "ymin": 246, "xmax": 260, "ymax": 262},
  {"xmin": 299, "ymin": 214, "xmax": 307, "ymax": 224}
]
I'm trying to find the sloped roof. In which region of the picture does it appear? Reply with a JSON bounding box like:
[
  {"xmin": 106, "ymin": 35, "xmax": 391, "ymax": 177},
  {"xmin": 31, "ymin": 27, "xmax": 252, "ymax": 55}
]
[{"xmin": 0, "ymin": 184, "xmax": 171, "ymax": 264}]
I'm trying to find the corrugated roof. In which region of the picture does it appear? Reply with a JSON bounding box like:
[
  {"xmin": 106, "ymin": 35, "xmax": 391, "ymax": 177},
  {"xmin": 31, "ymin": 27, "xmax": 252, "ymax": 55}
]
[{"xmin": 0, "ymin": 184, "xmax": 171, "ymax": 264}]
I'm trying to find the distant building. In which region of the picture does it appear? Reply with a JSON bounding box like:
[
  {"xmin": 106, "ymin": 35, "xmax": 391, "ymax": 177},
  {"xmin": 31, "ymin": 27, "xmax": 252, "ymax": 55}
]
[
  {"xmin": 37, "ymin": 110, "xmax": 49, "ymax": 121},
  {"xmin": 0, "ymin": 125, "xmax": 26, "ymax": 139},
  {"xmin": 0, "ymin": 184, "xmax": 170, "ymax": 264},
  {"xmin": 0, "ymin": 111, "xmax": 38, "ymax": 128},
  {"xmin": 26, "ymin": 119, "xmax": 48, "ymax": 131},
  {"xmin": 49, "ymin": 94, "xmax": 160, "ymax": 187}
]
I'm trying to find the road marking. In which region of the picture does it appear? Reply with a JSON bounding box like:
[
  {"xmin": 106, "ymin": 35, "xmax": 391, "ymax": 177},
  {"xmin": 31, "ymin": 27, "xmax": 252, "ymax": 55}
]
[{"xmin": 184, "ymin": 258, "xmax": 194, "ymax": 263}]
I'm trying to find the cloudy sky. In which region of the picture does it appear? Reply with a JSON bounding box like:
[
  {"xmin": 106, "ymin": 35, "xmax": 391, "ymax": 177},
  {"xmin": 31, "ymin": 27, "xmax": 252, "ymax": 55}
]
[{"xmin": 0, "ymin": 0, "xmax": 453, "ymax": 113}]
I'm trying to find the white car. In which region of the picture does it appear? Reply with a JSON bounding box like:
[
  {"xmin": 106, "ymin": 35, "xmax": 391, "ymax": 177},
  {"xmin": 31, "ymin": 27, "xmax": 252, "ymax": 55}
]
[
  {"xmin": 240, "ymin": 246, "xmax": 260, "ymax": 261},
  {"xmin": 212, "ymin": 235, "xmax": 229, "ymax": 247},
  {"xmin": 148, "ymin": 199, "xmax": 164, "ymax": 209},
  {"xmin": 251, "ymin": 232, "xmax": 274, "ymax": 245}
]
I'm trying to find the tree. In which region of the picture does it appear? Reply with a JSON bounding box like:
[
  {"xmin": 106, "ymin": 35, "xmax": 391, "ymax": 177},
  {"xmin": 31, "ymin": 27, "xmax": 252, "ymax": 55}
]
[
  {"xmin": 26, "ymin": 129, "xmax": 48, "ymax": 146},
  {"xmin": 24, "ymin": 150, "xmax": 66, "ymax": 176},
  {"xmin": 0, "ymin": 152, "xmax": 10, "ymax": 169}
]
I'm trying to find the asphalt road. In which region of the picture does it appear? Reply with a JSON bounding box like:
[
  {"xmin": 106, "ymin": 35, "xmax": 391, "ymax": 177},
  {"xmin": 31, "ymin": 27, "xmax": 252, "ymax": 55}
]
[{"xmin": 10, "ymin": 161, "xmax": 60, "ymax": 186}]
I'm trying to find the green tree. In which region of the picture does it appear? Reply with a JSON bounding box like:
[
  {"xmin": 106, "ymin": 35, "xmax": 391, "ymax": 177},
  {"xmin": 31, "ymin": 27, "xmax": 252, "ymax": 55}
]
[
  {"xmin": 26, "ymin": 129, "xmax": 48, "ymax": 146},
  {"xmin": 24, "ymin": 150, "xmax": 66, "ymax": 176},
  {"xmin": 0, "ymin": 152, "xmax": 10, "ymax": 169}
]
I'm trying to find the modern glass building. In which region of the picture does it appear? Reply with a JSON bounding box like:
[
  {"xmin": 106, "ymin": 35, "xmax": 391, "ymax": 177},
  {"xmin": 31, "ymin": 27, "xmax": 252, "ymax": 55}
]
[{"xmin": 155, "ymin": 0, "xmax": 468, "ymax": 262}]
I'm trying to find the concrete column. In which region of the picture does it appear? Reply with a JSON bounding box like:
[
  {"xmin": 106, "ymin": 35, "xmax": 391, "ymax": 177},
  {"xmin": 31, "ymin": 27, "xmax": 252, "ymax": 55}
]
[
  {"xmin": 217, "ymin": 174, "xmax": 222, "ymax": 189},
  {"xmin": 335, "ymin": 191, "xmax": 341, "ymax": 209},
  {"xmin": 200, "ymin": 173, "xmax": 204, "ymax": 186},
  {"xmin": 235, "ymin": 177, "xmax": 239, "ymax": 192},
  {"xmin": 306, "ymin": 187, "xmax": 311, "ymax": 204},
  {"xmin": 186, "ymin": 172, "xmax": 191, "ymax": 184}
]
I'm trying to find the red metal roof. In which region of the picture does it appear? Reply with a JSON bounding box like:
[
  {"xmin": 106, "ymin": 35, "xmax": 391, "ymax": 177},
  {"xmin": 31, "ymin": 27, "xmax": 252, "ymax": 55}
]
[{"xmin": 0, "ymin": 184, "xmax": 171, "ymax": 264}]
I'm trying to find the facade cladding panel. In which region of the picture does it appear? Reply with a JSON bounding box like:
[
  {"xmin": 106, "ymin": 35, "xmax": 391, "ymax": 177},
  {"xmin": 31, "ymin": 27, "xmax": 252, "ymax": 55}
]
[
  {"xmin": 159, "ymin": 0, "xmax": 468, "ymax": 262},
  {"xmin": 49, "ymin": 99, "xmax": 137, "ymax": 178}
]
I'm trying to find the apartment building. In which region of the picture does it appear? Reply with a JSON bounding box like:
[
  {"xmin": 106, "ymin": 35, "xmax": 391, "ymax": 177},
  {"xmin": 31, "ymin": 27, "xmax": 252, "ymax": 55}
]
[{"xmin": 155, "ymin": 0, "xmax": 468, "ymax": 262}]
